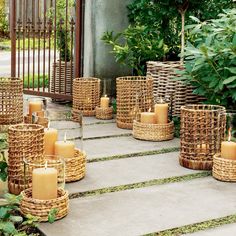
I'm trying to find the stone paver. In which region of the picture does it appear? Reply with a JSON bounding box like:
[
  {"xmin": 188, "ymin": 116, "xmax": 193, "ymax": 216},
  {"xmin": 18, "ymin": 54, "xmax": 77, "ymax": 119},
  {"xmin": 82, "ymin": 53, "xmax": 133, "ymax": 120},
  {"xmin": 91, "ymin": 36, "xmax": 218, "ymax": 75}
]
[
  {"xmin": 39, "ymin": 178, "xmax": 236, "ymax": 236},
  {"xmin": 185, "ymin": 224, "xmax": 236, "ymax": 236},
  {"xmin": 56, "ymin": 122, "xmax": 131, "ymax": 140},
  {"xmin": 66, "ymin": 152, "xmax": 198, "ymax": 194},
  {"xmin": 82, "ymin": 136, "xmax": 179, "ymax": 160}
]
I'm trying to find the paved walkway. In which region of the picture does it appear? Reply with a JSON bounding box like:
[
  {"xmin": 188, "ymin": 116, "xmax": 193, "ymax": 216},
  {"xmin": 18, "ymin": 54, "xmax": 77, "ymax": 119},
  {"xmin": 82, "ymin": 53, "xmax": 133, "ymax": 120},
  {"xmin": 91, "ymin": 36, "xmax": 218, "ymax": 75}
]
[{"xmin": 36, "ymin": 100, "xmax": 236, "ymax": 236}]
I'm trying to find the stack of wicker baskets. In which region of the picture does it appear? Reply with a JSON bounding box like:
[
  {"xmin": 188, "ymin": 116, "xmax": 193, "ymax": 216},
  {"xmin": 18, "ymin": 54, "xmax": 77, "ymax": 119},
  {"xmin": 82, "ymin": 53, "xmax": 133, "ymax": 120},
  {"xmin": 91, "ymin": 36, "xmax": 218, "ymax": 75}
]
[
  {"xmin": 146, "ymin": 61, "xmax": 203, "ymax": 116},
  {"xmin": 0, "ymin": 77, "xmax": 23, "ymax": 127},
  {"xmin": 179, "ymin": 105, "xmax": 226, "ymax": 170},
  {"xmin": 116, "ymin": 76, "xmax": 154, "ymax": 129},
  {"xmin": 72, "ymin": 77, "xmax": 100, "ymax": 119}
]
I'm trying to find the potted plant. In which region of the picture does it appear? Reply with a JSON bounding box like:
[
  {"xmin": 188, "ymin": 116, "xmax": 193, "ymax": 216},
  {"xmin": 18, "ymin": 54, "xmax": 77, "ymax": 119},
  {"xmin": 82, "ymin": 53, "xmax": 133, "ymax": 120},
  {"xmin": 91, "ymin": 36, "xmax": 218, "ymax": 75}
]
[{"xmin": 49, "ymin": 0, "xmax": 74, "ymax": 96}]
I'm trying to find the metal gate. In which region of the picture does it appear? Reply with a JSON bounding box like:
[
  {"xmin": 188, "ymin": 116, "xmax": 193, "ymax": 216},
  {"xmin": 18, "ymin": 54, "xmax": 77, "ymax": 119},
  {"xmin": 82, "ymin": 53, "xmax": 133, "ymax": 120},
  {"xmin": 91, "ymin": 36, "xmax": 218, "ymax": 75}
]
[{"xmin": 10, "ymin": 0, "xmax": 83, "ymax": 100}]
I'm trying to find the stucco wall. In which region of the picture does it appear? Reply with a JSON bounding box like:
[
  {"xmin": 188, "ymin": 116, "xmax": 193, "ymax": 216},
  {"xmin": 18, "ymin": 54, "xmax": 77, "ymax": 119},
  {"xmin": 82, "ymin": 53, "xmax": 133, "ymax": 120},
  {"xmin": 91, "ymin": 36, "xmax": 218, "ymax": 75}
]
[{"xmin": 83, "ymin": 0, "xmax": 132, "ymax": 79}]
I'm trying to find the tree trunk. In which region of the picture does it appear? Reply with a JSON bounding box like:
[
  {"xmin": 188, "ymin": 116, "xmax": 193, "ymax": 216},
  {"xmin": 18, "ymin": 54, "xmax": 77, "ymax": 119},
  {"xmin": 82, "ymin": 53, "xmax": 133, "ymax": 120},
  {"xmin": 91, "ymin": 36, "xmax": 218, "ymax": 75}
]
[{"xmin": 180, "ymin": 10, "xmax": 185, "ymax": 64}]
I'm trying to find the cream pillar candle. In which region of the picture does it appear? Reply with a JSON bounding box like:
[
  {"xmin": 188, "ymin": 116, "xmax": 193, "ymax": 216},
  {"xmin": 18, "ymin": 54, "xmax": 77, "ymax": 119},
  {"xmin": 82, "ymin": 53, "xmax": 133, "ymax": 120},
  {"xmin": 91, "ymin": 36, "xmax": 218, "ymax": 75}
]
[
  {"xmin": 221, "ymin": 141, "xmax": 236, "ymax": 160},
  {"xmin": 36, "ymin": 110, "xmax": 45, "ymax": 117},
  {"xmin": 154, "ymin": 102, "xmax": 168, "ymax": 124},
  {"xmin": 100, "ymin": 95, "xmax": 109, "ymax": 108},
  {"xmin": 32, "ymin": 167, "xmax": 58, "ymax": 200},
  {"xmin": 221, "ymin": 129, "xmax": 236, "ymax": 160},
  {"xmin": 54, "ymin": 133, "xmax": 75, "ymax": 158},
  {"xmin": 140, "ymin": 112, "xmax": 156, "ymax": 124},
  {"xmin": 44, "ymin": 128, "xmax": 58, "ymax": 155},
  {"xmin": 29, "ymin": 101, "xmax": 42, "ymax": 116}
]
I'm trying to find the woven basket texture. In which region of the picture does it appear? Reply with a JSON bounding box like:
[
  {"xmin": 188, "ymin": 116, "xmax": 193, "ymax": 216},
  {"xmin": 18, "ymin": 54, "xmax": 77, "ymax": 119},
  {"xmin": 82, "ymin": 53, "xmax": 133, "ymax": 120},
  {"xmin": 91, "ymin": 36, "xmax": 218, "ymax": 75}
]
[
  {"xmin": 72, "ymin": 77, "xmax": 100, "ymax": 118},
  {"xmin": 0, "ymin": 77, "xmax": 23, "ymax": 125},
  {"xmin": 179, "ymin": 105, "xmax": 226, "ymax": 170},
  {"xmin": 20, "ymin": 188, "xmax": 69, "ymax": 222},
  {"xmin": 116, "ymin": 76, "xmax": 154, "ymax": 129},
  {"xmin": 146, "ymin": 61, "xmax": 204, "ymax": 116},
  {"xmin": 8, "ymin": 124, "xmax": 44, "ymax": 195}
]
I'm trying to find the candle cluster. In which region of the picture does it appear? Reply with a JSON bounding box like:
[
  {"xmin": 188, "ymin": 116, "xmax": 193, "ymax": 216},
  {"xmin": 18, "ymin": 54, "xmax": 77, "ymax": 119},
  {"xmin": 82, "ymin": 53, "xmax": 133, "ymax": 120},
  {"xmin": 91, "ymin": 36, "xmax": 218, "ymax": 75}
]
[
  {"xmin": 140, "ymin": 100, "xmax": 168, "ymax": 124},
  {"xmin": 32, "ymin": 129, "xmax": 75, "ymax": 200}
]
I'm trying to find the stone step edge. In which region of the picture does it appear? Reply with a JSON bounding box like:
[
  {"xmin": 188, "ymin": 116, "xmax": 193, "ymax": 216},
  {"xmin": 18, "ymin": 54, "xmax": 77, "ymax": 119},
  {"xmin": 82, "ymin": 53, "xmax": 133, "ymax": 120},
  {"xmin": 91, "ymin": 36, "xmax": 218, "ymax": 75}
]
[
  {"xmin": 87, "ymin": 147, "xmax": 180, "ymax": 163},
  {"xmin": 68, "ymin": 171, "xmax": 211, "ymax": 200},
  {"xmin": 145, "ymin": 213, "xmax": 236, "ymax": 236}
]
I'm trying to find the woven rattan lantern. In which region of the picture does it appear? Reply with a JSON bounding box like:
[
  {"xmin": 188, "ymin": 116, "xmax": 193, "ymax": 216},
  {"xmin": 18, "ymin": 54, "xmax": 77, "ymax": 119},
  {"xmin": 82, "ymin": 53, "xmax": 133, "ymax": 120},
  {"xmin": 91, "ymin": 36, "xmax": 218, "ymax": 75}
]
[
  {"xmin": 72, "ymin": 77, "xmax": 100, "ymax": 119},
  {"xmin": 0, "ymin": 77, "xmax": 23, "ymax": 126},
  {"xmin": 179, "ymin": 105, "xmax": 226, "ymax": 170},
  {"xmin": 146, "ymin": 61, "xmax": 203, "ymax": 116},
  {"xmin": 116, "ymin": 76, "xmax": 154, "ymax": 129},
  {"xmin": 8, "ymin": 124, "xmax": 44, "ymax": 195}
]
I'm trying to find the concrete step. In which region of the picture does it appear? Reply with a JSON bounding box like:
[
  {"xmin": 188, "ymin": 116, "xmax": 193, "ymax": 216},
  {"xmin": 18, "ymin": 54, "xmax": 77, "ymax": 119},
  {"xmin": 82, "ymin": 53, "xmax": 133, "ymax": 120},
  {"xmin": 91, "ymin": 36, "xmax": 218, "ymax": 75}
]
[
  {"xmin": 82, "ymin": 136, "xmax": 179, "ymax": 160},
  {"xmin": 66, "ymin": 152, "xmax": 198, "ymax": 194},
  {"xmin": 39, "ymin": 178, "xmax": 236, "ymax": 236}
]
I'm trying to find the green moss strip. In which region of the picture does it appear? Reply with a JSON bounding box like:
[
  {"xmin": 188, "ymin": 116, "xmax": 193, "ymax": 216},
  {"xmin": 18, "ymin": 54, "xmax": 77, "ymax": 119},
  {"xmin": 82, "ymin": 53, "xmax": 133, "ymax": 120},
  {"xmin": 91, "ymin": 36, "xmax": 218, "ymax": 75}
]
[
  {"xmin": 83, "ymin": 133, "xmax": 132, "ymax": 141},
  {"xmin": 145, "ymin": 214, "xmax": 236, "ymax": 236},
  {"xmin": 87, "ymin": 147, "xmax": 180, "ymax": 163},
  {"xmin": 69, "ymin": 171, "xmax": 211, "ymax": 199}
]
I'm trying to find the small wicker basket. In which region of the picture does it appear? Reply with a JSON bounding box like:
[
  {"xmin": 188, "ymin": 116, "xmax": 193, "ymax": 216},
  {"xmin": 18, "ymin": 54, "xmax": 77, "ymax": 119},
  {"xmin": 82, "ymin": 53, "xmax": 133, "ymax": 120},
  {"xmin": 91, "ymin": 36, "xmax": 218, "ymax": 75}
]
[
  {"xmin": 213, "ymin": 154, "xmax": 236, "ymax": 182},
  {"xmin": 8, "ymin": 124, "xmax": 44, "ymax": 195},
  {"xmin": 132, "ymin": 120, "xmax": 174, "ymax": 141},
  {"xmin": 24, "ymin": 115, "xmax": 49, "ymax": 128},
  {"xmin": 179, "ymin": 105, "xmax": 226, "ymax": 170},
  {"xmin": 95, "ymin": 106, "xmax": 113, "ymax": 120},
  {"xmin": 65, "ymin": 149, "xmax": 86, "ymax": 183},
  {"xmin": 116, "ymin": 76, "xmax": 154, "ymax": 129},
  {"xmin": 72, "ymin": 77, "xmax": 100, "ymax": 118},
  {"xmin": 0, "ymin": 77, "xmax": 23, "ymax": 125},
  {"xmin": 20, "ymin": 188, "xmax": 69, "ymax": 222}
]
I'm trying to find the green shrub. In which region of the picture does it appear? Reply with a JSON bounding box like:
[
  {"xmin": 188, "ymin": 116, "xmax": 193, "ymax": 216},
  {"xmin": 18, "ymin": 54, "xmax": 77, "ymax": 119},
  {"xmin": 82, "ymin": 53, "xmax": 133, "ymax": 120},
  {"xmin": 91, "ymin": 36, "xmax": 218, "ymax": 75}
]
[
  {"xmin": 127, "ymin": 0, "xmax": 235, "ymax": 60},
  {"xmin": 102, "ymin": 25, "xmax": 168, "ymax": 75},
  {"xmin": 0, "ymin": 0, "xmax": 9, "ymax": 37},
  {"xmin": 23, "ymin": 75, "xmax": 49, "ymax": 89},
  {"xmin": 178, "ymin": 9, "xmax": 236, "ymax": 109}
]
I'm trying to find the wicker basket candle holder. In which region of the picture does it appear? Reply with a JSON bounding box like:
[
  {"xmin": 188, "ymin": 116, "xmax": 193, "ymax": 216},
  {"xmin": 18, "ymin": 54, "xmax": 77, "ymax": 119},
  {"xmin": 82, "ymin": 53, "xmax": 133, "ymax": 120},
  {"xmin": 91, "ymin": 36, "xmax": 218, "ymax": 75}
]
[
  {"xmin": 20, "ymin": 188, "xmax": 69, "ymax": 222},
  {"xmin": 95, "ymin": 106, "xmax": 113, "ymax": 120},
  {"xmin": 8, "ymin": 124, "xmax": 44, "ymax": 195},
  {"xmin": 179, "ymin": 105, "xmax": 226, "ymax": 170},
  {"xmin": 64, "ymin": 149, "xmax": 86, "ymax": 182},
  {"xmin": 23, "ymin": 155, "xmax": 65, "ymax": 197},
  {"xmin": 0, "ymin": 77, "xmax": 23, "ymax": 126},
  {"xmin": 116, "ymin": 76, "xmax": 154, "ymax": 129},
  {"xmin": 72, "ymin": 77, "xmax": 100, "ymax": 118}
]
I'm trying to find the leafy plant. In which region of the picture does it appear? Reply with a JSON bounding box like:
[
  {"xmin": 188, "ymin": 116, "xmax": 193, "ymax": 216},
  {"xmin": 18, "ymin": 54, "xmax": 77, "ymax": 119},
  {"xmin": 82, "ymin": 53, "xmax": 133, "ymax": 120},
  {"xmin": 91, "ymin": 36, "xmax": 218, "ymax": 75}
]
[
  {"xmin": 48, "ymin": 0, "xmax": 74, "ymax": 62},
  {"xmin": 0, "ymin": 0, "xmax": 9, "ymax": 37},
  {"xmin": 48, "ymin": 208, "xmax": 58, "ymax": 224},
  {"xmin": 127, "ymin": 0, "xmax": 235, "ymax": 60},
  {"xmin": 177, "ymin": 9, "xmax": 236, "ymax": 109},
  {"xmin": 102, "ymin": 25, "xmax": 168, "ymax": 75},
  {"xmin": 0, "ymin": 194, "xmax": 39, "ymax": 236}
]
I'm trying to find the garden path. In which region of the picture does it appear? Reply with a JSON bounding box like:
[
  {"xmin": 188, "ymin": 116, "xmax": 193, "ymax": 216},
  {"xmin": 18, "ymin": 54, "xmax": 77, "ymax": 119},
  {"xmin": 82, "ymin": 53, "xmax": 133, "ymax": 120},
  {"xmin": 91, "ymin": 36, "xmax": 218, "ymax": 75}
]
[{"xmin": 37, "ymin": 99, "xmax": 236, "ymax": 236}]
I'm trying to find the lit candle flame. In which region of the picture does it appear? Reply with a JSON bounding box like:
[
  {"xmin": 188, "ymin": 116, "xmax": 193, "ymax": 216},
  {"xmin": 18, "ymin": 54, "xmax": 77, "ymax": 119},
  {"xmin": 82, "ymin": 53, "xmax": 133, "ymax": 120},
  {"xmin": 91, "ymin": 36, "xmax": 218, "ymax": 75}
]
[
  {"xmin": 104, "ymin": 94, "xmax": 107, "ymax": 98},
  {"xmin": 160, "ymin": 98, "xmax": 163, "ymax": 104},
  {"xmin": 148, "ymin": 107, "xmax": 152, "ymax": 112},
  {"xmin": 45, "ymin": 160, "xmax": 48, "ymax": 169},
  {"xmin": 228, "ymin": 128, "xmax": 232, "ymax": 142},
  {"xmin": 48, "ymin": 120, "xmax": 50, "ymax": 130},
  {"xmin": 64, "ymin": 132, "xmax": 67, "ymax": 142}
]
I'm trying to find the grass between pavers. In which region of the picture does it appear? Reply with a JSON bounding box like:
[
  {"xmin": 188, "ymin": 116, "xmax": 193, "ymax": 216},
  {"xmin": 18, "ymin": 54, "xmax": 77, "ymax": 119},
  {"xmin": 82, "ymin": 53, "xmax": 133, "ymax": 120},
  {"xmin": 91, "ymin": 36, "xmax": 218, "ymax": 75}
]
[
  {"xmin": 87, "ymin": 147, "xmax": 180, "ymax": 163},
  {"xmin": 82, "ymin": 133, "xmax": 132, "ymax": 141},
  {"xmin": 145, "ymin": 214, "xmax": 236, "ymax": 236},
  {"xmin": 69, "ymin": 171, "xmax": 211, "ymax": 199}
]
